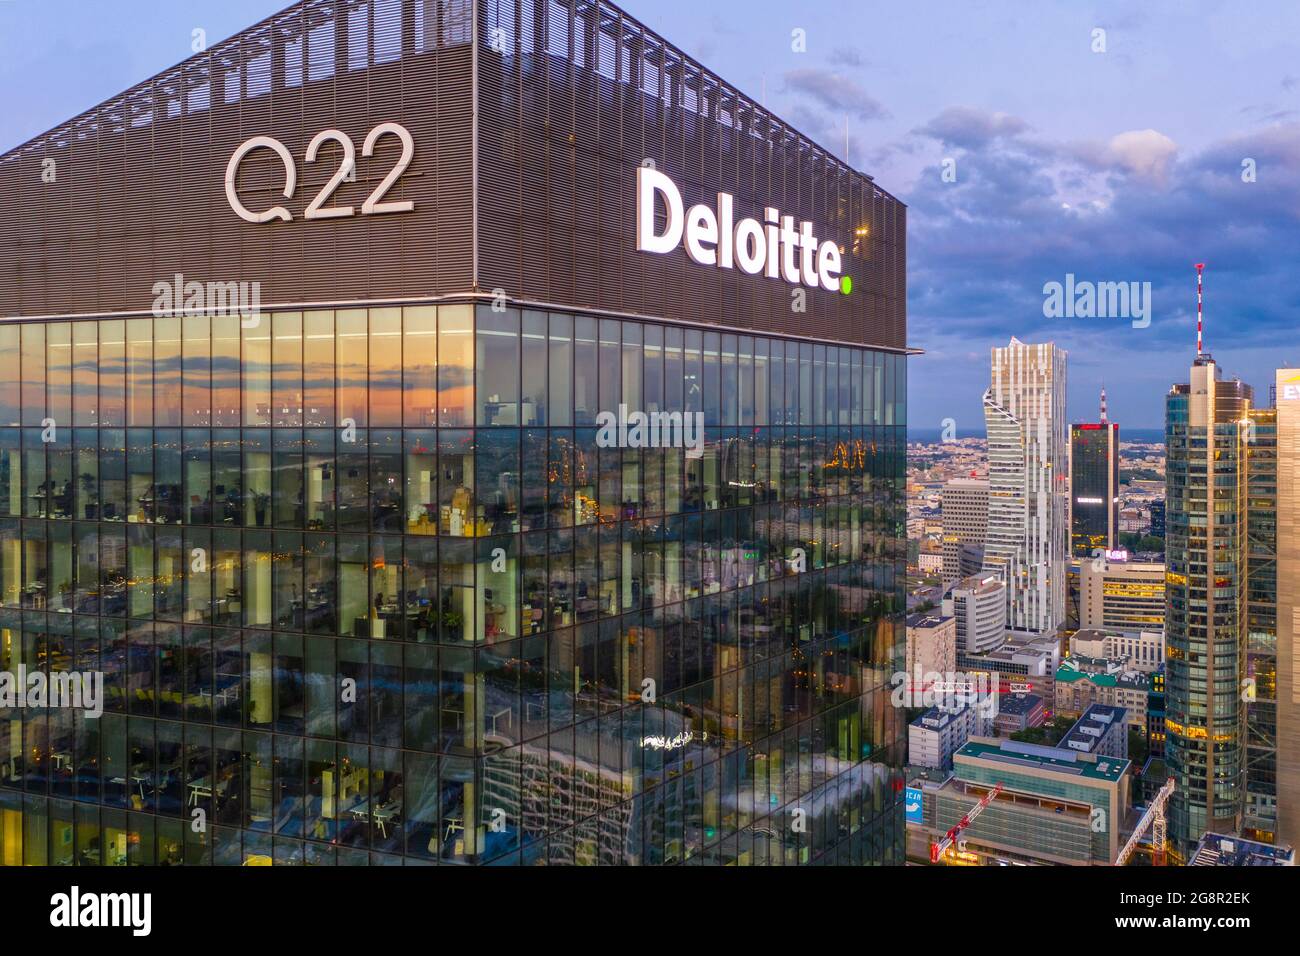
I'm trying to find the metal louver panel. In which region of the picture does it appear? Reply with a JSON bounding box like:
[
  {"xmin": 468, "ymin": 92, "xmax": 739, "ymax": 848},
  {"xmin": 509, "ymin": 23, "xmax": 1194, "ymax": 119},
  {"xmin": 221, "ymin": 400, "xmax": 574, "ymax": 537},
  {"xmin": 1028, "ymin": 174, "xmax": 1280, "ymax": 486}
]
[
  {"xmin": 475, "ymin": 0, "xmax": 907, "ymax": 351},
  {"xmin": 0, "ymin": 0, "xmax": 475, "ymax": 318}
]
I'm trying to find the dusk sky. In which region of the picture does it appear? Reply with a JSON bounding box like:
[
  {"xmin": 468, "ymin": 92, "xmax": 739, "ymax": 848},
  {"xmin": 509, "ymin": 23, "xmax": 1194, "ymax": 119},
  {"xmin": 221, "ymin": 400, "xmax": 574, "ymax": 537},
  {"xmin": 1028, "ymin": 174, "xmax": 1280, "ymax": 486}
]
[{"xmin": 4, "ymin": 0, "xmax": 1298, "ymax": 429}]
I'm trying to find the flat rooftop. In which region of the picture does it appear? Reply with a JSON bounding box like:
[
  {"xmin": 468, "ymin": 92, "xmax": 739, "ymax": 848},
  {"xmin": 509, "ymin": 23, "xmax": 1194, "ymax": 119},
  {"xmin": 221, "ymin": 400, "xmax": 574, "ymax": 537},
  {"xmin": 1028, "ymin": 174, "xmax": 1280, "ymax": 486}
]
[
  {"xmin": 997, "ymin": 694, "xmax": 1042, "ymax": 716},
  {"xmin": 956, "ymin": 740, "xmax": 1130, "ymax": 783},
  {"xmin": 907, "ymin": 613, "xmax": 954, "ymax": 629},
  {"xmin": 1061, "ymin": 705, "xmax": 1126, "ymax": 752},
  {"xmin": 1192, "ymin": 833, "xmax": 1295, "ymax": 866}
]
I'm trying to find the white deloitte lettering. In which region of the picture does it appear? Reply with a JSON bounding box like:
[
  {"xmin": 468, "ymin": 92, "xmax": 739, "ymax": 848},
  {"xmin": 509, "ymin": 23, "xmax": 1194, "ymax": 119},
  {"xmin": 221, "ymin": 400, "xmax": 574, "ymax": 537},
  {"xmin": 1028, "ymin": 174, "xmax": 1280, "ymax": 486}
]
[
  {"xmin": 636, "ymin": 166, "xmax": 843, "ymax": 292},
  {"xmin": 595, "ymin": 404, "xmax": 704, "ymax": 459}
]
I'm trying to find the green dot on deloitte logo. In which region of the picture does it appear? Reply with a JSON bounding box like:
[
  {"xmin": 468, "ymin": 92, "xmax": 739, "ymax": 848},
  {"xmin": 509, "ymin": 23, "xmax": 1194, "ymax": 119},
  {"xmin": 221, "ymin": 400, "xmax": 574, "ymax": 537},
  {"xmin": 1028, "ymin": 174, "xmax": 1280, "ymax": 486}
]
[{"xmin": 840, "ymin": 275, "xmax": 852, "ymax": 295}]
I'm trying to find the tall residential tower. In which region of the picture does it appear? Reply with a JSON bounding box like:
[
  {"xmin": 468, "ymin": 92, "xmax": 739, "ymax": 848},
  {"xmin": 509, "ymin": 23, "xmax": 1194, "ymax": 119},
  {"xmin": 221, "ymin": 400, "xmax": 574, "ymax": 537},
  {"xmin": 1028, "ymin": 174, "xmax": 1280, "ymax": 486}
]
[{"xmin": 982, "ymin": 338, "xmax": 1069, "ymax": 636}]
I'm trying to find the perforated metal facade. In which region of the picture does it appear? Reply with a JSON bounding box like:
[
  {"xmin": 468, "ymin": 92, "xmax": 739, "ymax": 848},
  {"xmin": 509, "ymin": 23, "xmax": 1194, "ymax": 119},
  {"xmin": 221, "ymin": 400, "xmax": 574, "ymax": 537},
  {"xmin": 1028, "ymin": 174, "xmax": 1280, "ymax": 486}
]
[{"xmin": 1, "ymin": 0, "xmax": 906, "ymax": 353}]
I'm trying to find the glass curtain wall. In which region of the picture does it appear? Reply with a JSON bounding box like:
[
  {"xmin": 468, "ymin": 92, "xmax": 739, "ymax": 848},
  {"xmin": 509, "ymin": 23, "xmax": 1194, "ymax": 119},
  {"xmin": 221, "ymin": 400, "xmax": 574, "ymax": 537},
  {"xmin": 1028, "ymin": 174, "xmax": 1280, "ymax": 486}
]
[{"xmin": 0, "ymin": 308, "xmax": 906, "ymax": 866}]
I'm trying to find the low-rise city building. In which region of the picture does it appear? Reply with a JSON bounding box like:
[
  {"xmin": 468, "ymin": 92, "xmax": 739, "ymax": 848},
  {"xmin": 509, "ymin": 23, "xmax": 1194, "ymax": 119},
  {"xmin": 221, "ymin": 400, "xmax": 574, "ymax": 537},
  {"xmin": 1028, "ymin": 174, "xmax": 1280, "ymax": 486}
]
[
  {"xmin": 959, "ymin": 632, "xmax": 1061, "ymax": 707},
  {"xmin": 906, "ymin": 613, "xmax": 958, "ymax": 681},
  {"xmin": 909, "ymin": 704, "xmax": 992, "ymax": 771},
  {"xmin": 909, "ymin": 737, "xmax": 1132, "ymax": 865},
  {"xmin": 1080, "ymin": 557, "xmax": 1165, "ymax": 634},
  {"xmin": 1070, "ymin": 626, "xmax": 1165, "ymax": 673},
  {"xmin": 994, "ymin": 694, "xmax": 1045, "ymax": 735},
  {"xmin": 1060, "ymin": 704, "xmax": 1128, "ymax": 760},
  {"xmin": 941, "ymin": 478, "xmax": 988, "ymax": 584},
  {"xmin": 1189, "ymin": 833, "xmax": 1295, "ymax": 866},
  {"xmin": 944, "ymin": 574, "xmax": 1008, "ymax": 655},
  {"xmin": 1055, "ymin": 659, "xmax": 1149, "ymax": 733}
]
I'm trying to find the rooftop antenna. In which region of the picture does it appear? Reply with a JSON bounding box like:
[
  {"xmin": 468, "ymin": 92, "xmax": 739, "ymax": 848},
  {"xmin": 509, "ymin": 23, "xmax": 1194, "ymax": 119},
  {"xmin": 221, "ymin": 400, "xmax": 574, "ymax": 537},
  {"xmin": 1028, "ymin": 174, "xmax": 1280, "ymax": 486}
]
[
  {"xmin": 1100, "ymin": 385, "xmax": 1108, "ymax": 424},
  {"xmin": 1195, "ymin": 263, "xmax": 1205, "ymax": 356}
]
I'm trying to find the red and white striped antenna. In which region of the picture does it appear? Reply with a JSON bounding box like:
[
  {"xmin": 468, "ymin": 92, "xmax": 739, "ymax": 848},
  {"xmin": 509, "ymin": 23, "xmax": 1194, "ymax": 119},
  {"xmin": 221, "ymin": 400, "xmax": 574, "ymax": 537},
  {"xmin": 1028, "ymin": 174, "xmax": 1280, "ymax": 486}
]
[
  {"xmin": 1195, "ymin": 262, "xmax": 1205, "ymax": 355},
  {"xmin": 1100, "ymin": 385, "xmax": 1108, "ymax": 424}
]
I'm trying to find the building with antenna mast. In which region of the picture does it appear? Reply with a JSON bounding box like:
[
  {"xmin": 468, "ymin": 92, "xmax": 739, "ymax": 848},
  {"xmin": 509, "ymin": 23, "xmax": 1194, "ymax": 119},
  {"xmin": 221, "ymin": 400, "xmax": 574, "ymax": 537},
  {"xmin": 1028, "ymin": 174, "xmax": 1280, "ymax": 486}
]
[
  {"xmin": 1165, "ymin": 262, "xmax": 1253, "ymax": 854},
  {"xmin": 1070, "ymin": 387, "xmax": 1120, "ymax": 558}
]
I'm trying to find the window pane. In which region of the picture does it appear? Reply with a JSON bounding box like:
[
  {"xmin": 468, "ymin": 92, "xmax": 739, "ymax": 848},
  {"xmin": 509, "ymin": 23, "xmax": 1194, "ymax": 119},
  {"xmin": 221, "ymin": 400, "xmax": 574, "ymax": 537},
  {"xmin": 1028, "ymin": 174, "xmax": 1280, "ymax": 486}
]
[
  {"xmin": 303, "ymin": 310, "xmax": 334, "ymax": 428},
  {"xmin": 573, "ymin": 316, "xmax": 597, "ymax": 426},
  {"xmin": 243, "ymin": 315, "xmax": 272, "ymax": 426},
  {"xmin": 47, "ymin": 323, "xmax": 72, "ymax": 429},
  {"xmin": 182, "ymin": 315, "xmax": 211, "ymax": 427},
  {"xmin": 548, "ymin": 313, "xmax": 573, "ymax": 427},
  {"xmin": 211, "ymin": 315, "xmax": 241, "ymax": 428},
  {"xmin": 403, "ymin": 306, "xmax": 436, "ymax": 427},
  {"xmin": 521, "ymin": 310, "xmax": 546, "ymax": 426},
  {"xmin": 21, "ymin": 324, "xmax": 46, "ymax": 427},
  {"xmin": 476, "ymin": 305, "xmax": 519, "ymax": 426},
  {"xmin": 153, "ymin": 317, "xmax": 181, "ymax": 427},
  {"xmin": 0, "ymin": 325, "xmax": 19, "ymax": 426},
  {"xmin": 369, "ymin": 307, "xmax": 402, "ymax": 427},
  {"xmin": 336, "ymin": 309, "xmax": 368, "ymax": 428},
  {"xmin": 273, "ymin": 312, "xmax": 303, "ymax": 428},
  {"xmin": 598, "ymin": 320, "xmax": 619, "ymax": 415},
  {"xmin": 404, "ymin": 429, "xmax": 437, "ymax": 534},
  {"xmin": 437, "ymin": 305, "xmax": 473, "ymax": 427},
  {"xmin": 121, "ymin": 318, "xmax": 153, "ymax": 428},
  {"xmin": 371, "ymin": 430, "xmax": 403, "ymax": 534}
]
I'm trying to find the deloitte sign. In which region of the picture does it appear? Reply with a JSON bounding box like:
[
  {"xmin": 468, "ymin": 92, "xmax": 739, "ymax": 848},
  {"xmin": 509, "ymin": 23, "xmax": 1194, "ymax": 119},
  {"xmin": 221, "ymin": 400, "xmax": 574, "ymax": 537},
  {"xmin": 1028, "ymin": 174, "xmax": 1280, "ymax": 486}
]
[{"xmin": 635, "ymin": 167, "xmax": 847, "ymax": 293}]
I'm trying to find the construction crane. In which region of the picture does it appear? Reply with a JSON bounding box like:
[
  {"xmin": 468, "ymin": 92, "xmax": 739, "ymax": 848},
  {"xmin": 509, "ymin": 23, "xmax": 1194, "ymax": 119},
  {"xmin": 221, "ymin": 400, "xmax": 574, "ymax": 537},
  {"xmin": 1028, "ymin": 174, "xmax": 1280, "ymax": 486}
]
[
  {"xmin": 930, "ymin": 783, "xmax": 1003, "ymax": 864},
  {"xmin": 1116, "ymin": 778, "xmax": 1175, "ymax": 866}
]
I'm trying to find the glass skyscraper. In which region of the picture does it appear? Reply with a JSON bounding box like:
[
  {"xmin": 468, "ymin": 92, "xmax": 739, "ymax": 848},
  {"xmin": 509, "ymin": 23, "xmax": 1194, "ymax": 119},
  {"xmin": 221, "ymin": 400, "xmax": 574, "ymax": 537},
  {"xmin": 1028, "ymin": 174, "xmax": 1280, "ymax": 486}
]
[
  {"xmin": 0, "ymin": 0, "xmax": 909, "ymax": 866},
  {"xmin": 1245, "ymin": 406, "xmax": 1277, "ymax": 839},
  {"xmin": 1165, "ymin": 354, "xmax": 1251, "ymax": 855},
  {"xmin": 1070, "ymin": 420, "xmax": 1119, "ymax": 559}
]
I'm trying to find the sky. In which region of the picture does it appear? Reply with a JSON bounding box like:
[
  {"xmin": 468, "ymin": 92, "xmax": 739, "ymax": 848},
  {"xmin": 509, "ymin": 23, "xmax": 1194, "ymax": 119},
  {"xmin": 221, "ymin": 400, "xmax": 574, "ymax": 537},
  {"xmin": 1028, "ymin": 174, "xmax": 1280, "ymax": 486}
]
[{"xmin": 3, "ymin": 0, "xmax": 1299, "ymax": 430}]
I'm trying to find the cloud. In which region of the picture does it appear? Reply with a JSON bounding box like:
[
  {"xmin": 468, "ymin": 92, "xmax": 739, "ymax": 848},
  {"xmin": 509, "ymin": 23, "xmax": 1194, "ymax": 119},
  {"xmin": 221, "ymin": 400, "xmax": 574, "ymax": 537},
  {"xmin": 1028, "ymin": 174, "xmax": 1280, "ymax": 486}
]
[
  {"xmin": 901, "ymin": 108, "xmax": 1300, "ymax": 427},
  {"xmin": 1099, "ymin": 129, "xmax": 1178, "ymax": 184},
  {"xmin": 914, "ymin": 107, "xmax": 1029, "ymax": 149},
  {"xmin": 783, "ymin": 68, "xmax": 889, "ymax": 122}
]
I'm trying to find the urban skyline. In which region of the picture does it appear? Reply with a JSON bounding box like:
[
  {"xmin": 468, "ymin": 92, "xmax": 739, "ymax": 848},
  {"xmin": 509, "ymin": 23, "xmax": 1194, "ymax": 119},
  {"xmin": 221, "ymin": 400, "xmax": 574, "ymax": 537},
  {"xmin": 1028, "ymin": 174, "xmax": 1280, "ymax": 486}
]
[{"xmin": 6, "ymin": 2, "xmax": 1300, "ymax": 429}]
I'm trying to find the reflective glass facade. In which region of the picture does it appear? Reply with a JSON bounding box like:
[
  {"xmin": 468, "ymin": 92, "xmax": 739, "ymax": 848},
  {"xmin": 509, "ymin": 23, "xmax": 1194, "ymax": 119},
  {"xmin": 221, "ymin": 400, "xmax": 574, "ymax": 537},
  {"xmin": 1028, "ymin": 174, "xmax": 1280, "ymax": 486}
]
[
  {"xmin": 1245, "ymin": 407, "xmax": 1277, "ymax": 837},
  {"xmin": 1165, "ymin": 365, "xmax": 1251, "ymax": 853},
  {"xmin": 1069, "ymin": 423, "xmax": 1118, "ymax": 558},
  {"xmin": 0, "ymin": 305, "xmax": 907, "ymax": 865}
]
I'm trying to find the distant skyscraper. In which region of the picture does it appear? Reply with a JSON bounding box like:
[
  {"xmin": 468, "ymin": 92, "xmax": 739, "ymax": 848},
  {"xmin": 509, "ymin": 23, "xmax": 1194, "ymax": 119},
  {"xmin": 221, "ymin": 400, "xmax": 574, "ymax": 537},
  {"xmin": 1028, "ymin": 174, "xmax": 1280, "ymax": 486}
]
[
  {"xmin": 1166, "ymin": 353, "xmax": 1253, "ymax": 854},
  {"xmin": 941, "ymin": 478, "xmax": 987, "ymax": 584},
  {"xmin": 1070, "ymin": 388, "xmax": 1121, "ymax": 558},
  {"xmin": 982, "ymin": 338, "xmax": 1069, "ymax": 635},
  {"xmin": 943, "ymin": 573, "xmax": 1008, "ymax": 655},
  {"xmin": 1274, "ymin": 369, "xmax": 1300, "ymax": 852},
  {"xmin": 1149, "ymin": 499, "xmax": 1166, "ymax": 538},
  {"xmin": 1079, "ymin": 556, "xmax": 1165, "ymax": 634}
]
